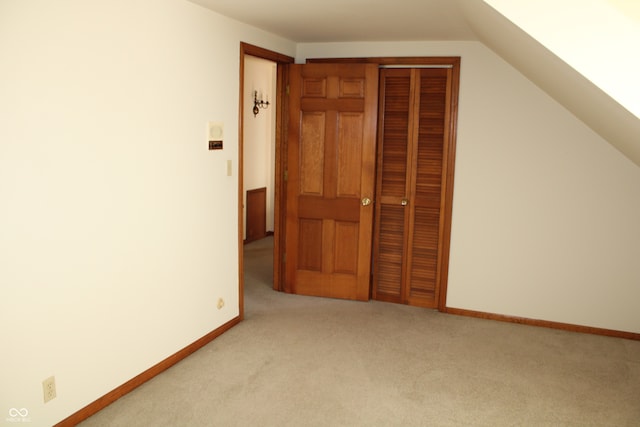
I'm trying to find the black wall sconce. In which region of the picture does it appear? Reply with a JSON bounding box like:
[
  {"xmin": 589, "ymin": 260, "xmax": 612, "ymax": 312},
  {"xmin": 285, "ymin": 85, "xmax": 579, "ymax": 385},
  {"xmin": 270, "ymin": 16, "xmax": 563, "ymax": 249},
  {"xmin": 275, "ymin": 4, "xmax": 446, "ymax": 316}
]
[{"xmin": 253, "ymin": 91, "xmax": 270, "ymax": 117}]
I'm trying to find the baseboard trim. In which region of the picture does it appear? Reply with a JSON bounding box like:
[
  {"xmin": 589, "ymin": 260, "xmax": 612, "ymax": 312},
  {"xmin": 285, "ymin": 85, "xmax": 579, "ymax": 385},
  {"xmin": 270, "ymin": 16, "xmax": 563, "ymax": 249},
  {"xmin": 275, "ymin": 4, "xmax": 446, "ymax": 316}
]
[
  {"xmin": 54, "ymin": 316, "xmax": 241, "ymax": 427},
  {"xmin": 444, "ymin": 307, "xmax": 639, "ymax": 341}
]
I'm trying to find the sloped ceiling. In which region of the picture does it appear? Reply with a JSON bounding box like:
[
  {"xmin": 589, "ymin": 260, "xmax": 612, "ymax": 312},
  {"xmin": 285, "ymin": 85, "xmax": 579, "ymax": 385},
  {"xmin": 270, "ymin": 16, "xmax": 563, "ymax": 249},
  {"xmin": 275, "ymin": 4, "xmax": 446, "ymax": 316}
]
[
  {"xmin": 189, "ymin": 0, "xmax": 640, "ymax": 166},
  {"xmin": 458, "ymin": 1, "xmax": 640, "ymax": 166}
]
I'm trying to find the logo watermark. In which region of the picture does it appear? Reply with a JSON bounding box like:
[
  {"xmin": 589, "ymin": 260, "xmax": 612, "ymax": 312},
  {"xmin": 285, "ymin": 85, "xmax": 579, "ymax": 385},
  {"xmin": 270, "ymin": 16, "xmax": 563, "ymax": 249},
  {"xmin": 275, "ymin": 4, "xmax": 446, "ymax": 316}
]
[{"xmin": 6, "ymin": 408, "xmax": 31, "ymax": 423}]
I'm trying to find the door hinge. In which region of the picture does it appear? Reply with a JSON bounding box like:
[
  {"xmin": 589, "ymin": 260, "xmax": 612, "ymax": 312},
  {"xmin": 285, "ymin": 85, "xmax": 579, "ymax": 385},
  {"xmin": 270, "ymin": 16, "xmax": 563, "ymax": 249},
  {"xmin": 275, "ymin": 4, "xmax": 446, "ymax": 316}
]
[
  {"xmin": 286, "ymin": 84, "xmax": 290, "ymax": 95},
  {"xmin": 284, "ymin": 170, "xmax": 288, "ymax": 181}
]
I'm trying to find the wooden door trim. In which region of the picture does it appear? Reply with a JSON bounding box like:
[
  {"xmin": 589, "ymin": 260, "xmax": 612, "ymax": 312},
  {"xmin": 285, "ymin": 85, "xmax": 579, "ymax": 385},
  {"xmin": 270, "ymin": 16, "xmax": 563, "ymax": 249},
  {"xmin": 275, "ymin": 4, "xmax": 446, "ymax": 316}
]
[
  {"xmin": 310, "ymin": 56, "xmax": 460, "ymax": 312},
  {"xmin": 439, "ymin": 62, "xmax": 460, "ymax": 311},
  {"xmin": 307, "ymin": 57, "xmax": 459, "ymax": 67},
  {"xmin": 239, "ymin": 43, "xmax": 294, "ymax": 320}
]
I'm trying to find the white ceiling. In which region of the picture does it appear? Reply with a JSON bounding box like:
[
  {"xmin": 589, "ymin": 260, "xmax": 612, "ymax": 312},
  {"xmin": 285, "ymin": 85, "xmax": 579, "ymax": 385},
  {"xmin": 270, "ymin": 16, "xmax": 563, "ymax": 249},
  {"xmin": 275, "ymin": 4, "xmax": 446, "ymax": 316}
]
[{"xmin": 188, "ymin": 0, "xmax": 477, "ymax": 42}]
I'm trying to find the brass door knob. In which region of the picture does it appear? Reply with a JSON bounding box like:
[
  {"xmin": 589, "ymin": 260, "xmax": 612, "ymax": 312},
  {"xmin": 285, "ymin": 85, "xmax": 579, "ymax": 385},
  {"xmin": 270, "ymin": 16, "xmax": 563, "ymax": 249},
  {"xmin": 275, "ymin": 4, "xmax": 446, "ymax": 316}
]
[
  {"xmin": 361, "ymin": 197, "xmax": 372, "ymax": 206},
  {"xmin": 401, "ymin": 199, "xmax": 408, "ymax": 206}
]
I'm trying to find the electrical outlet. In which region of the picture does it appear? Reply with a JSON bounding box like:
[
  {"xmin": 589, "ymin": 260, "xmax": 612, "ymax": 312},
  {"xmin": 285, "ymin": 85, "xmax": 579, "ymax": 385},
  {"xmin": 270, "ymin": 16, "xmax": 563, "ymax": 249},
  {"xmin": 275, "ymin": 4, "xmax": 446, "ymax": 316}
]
[
  {"xmin": 42, "ymin": 376, "xmax": 56, "ymax": 403},
  {"xmin": 217, "ymin": 298, "xmax": 225, "ymax": 310}
]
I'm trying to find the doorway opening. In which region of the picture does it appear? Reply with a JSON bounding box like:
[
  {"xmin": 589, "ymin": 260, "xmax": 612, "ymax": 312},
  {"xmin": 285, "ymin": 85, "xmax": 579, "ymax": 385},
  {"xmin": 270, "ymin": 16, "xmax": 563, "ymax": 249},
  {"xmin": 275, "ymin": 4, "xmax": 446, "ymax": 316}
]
[
  {"xmin": 238, "ymin": 43, "xmax": 294, "ymax": 320},
  {"xmin": 242, "ymin": 55, "xmax": 276, "ymax": 245}
]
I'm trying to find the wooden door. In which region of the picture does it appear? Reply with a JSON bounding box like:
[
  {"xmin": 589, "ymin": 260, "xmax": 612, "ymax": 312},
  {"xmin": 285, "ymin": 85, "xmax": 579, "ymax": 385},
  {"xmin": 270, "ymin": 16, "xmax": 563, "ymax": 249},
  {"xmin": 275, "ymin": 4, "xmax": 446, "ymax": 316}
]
[
  {"xmin": 373, "ymin": 67, "xmax": 451, "ymax": 308},
  {"xmin": 284, "ymin": 63, "xmax": 379, "ymax": 300},
  {"xmin": 245, "ymin": 187, "xmax": 266, "ymax": 243}
]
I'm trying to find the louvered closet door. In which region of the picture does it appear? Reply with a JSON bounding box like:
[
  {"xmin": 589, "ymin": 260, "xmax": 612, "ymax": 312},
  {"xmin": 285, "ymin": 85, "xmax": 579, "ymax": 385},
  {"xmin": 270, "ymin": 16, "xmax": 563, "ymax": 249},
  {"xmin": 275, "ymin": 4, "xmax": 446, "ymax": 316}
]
[
  {"xmin": 372, "ymin": 67, "xmax": 449, "ymax": 308},
  {"xmin": 372, "ymin": 69, "xmax": 413, "ymax": 303}
]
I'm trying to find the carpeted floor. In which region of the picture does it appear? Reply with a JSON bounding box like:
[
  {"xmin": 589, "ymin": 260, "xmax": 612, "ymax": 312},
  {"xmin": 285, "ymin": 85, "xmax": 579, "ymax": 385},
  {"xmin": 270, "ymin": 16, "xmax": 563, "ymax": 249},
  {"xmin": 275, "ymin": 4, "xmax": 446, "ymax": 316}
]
[{"xmin": 80, "ymin": 236, "xmax": 640, "ymax": 426}]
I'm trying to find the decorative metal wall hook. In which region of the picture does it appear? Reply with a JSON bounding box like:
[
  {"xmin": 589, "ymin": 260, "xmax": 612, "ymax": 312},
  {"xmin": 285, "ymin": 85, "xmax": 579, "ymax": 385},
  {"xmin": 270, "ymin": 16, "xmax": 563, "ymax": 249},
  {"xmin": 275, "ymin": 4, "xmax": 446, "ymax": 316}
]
[{"xmin": 253, "ymin": 91, "xmax": 270, "ymax": 117}]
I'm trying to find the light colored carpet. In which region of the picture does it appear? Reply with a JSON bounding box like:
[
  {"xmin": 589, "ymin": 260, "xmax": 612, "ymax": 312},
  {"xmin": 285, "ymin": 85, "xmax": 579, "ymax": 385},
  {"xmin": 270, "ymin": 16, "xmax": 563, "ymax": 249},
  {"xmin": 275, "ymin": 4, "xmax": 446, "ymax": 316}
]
[{"xmin": 80, "ymin": 236, "xmax": 640, "ymax": 426}]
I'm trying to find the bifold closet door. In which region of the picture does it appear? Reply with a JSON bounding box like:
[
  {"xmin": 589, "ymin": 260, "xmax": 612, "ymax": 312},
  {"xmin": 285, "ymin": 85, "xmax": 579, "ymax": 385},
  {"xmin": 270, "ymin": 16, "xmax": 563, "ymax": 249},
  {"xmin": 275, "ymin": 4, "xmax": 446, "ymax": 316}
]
[{"xmin": 372, "ymin": 67, "xmax": 449, "ymax": 308}]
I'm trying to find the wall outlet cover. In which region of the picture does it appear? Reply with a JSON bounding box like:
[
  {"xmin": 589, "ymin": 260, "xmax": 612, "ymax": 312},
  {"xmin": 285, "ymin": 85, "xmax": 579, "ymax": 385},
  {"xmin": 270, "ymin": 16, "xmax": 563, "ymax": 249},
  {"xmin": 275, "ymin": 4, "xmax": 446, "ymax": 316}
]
[{"xmin": 43, "ymin": 376, "xmax": 56, "ymax": 403}]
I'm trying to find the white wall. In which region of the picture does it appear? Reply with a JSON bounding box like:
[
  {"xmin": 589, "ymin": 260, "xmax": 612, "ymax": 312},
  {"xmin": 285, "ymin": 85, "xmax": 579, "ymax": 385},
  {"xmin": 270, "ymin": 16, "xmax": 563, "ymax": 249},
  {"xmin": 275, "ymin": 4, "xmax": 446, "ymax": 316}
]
[
  {"xmin": 0, "ymin": 1, "xmax": 294, "ymax": 425},
  {"xmin": 243, "ymin": 56, "xmax": 277, "ymax": 239},
  {"xmin": 298, "ymin": 41, "xmax": 640, "ymax": 334}
]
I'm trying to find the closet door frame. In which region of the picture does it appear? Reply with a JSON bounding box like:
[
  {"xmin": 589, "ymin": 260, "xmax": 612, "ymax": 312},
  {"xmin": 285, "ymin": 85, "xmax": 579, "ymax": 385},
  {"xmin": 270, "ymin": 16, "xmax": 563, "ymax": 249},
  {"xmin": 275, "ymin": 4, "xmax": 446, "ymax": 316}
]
[{"xmin": 307, "ymin": 57, "xmax": 460, "ymax": 311}]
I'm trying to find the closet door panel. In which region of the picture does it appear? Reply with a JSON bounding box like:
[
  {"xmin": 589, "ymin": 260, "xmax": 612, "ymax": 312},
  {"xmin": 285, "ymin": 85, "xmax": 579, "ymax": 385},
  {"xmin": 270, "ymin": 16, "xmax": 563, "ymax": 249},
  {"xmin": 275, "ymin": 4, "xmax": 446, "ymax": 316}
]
[
  {"xmin": 375, "ymin": 204, "xmax": 406, "ymax": 299},
  {"xmin": 379, "ymin": 72, "xmax": 412, "ymax": 199},
  {"xmin": 415, "ymin": 70, "xmax": 447, "ymax": 204},
  {"xmin": 406, "ymin": 69, "xmax": 448, "ymax": 307},
  {"xmin": 408, "ymin": 206, "xmax": 440, "ymax": 301},
  {"xmin": 372, "ymin": 69, "xmax": 413, "ymax": 302}
]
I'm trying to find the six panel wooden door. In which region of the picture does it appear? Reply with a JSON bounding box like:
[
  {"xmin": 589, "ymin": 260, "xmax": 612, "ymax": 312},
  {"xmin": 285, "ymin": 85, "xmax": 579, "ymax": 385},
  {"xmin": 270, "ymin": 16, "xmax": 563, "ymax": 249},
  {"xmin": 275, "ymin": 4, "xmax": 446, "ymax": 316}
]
[
  {"xmin": 284, "ymin": 63, "xmax": 379, "ymax": 300},
  {"xmin": 372, "ymin": 67, "xmax": 451, "ymax": 308}
]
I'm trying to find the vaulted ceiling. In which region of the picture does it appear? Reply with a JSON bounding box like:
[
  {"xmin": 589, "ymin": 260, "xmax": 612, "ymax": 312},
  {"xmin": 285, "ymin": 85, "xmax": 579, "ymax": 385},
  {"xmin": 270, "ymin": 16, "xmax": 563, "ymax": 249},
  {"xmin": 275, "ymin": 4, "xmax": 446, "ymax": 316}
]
[{"xmin": 190, "ymin": 0, "xmax": 640, "ymax": 166}]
